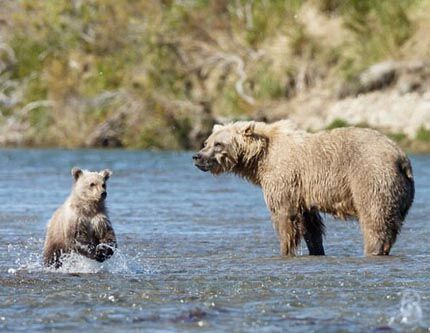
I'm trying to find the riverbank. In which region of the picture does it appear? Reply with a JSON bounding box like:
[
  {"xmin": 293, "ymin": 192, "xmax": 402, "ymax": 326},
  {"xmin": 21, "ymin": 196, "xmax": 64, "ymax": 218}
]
[
  {"xmin": 257, "ymin": 59, "xmax": 430, "ymax": 154},
  {"xmin": 1, "ymin": 1, "xmax": 429, "ymax": 151}
]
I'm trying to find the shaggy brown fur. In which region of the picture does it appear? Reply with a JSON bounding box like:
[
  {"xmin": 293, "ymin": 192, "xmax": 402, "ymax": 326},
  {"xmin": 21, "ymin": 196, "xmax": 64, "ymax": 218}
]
[
  {"xmin": 43, "ymin": 167, "xmax": 117, "ymax": 268},
  {"xmin": 193, "ymin": 120, "xmax": 414, "ymax": 256}
]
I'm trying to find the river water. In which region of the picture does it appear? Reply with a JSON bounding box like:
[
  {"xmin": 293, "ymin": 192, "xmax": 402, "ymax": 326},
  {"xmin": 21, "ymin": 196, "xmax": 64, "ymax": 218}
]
[{"xmin": 0, "ymin": 150, "xmax": 429, "ymax": 332}]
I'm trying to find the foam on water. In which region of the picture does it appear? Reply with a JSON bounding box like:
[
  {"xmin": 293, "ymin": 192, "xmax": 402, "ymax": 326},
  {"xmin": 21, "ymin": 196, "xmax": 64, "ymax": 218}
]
[
  {"xmin": 6, "ymin": 237, "xmax": 150, "ymax": 275},
  {"xmin": 389, "ymin": 290, "xmax": 424, "ymax": 328},
  {"xmin": 6, "ymin": 237, "xmax": 44, "ymax": 273}
]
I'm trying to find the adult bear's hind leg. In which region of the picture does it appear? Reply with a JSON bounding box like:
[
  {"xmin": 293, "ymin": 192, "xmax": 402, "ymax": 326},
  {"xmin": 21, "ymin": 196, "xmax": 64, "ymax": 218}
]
[
  {"xmin": 301, "ymin": 210, "xmax": 325, "ymax": 255},
  {"xmin": 356, "ymin": 195, "xmax": 402, "ymax": 256},
  {"xmin": 361, "ymin": 217, "xmax": 400, "ymax": 256}
]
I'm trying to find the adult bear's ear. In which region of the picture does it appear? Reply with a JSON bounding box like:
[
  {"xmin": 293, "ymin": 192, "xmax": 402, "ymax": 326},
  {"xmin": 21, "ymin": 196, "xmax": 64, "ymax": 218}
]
[
  {"xmin": 213, "ymin": 124, "xmax": 224, "ymax": 132},
  {"xmin": 101, "ymin": 169, "xmax": 112, "ymax": 181},
  {"xmin": 71, "ymin": 167, "xmax": 82, "ymax": 181},
  {"xmin": 242, "ymin": 121, "xmax": 255, "ymax": 137}
]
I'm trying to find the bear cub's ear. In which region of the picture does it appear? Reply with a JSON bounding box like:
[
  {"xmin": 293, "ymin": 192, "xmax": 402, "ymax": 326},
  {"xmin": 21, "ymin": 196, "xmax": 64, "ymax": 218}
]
[
  {"xmin": 71, "ymin": 167, "xmax": 82, "ymax": 181},
  {"xmin": 100, "ymin": 169, "xmax": 112, "ymax": 181}
]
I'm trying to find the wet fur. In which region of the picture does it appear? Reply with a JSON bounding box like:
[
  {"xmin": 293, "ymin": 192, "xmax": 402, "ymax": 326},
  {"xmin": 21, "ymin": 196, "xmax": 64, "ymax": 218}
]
[
  {"xmin": 43, "ymin": 168, "xmax": 117, "ymax": 268},
  {"xmin": 195, "ymin": 120, "xmax": 414, "ymax": 256}
]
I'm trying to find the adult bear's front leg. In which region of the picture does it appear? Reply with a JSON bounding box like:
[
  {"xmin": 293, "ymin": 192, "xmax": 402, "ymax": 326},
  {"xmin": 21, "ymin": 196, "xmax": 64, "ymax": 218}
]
[{"xmin": 271, "ymin": 210, "xmax": 301, "ymax": 256}]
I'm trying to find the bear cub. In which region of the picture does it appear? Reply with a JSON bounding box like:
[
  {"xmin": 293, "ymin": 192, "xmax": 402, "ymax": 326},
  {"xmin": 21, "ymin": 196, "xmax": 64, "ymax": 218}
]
[{"xmin": 44, "ymin": 167, "xmax": 117, "ymax": 268}]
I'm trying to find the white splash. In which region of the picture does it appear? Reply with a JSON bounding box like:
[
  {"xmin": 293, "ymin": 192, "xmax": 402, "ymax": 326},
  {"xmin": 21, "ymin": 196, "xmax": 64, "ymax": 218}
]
[
  {"xmin": 7, "ymin": 237, "xmax": 45, "ymax": 273},
  {"xmin": 7, "ymin": 237, "xmax": 149, "ymax": 275},
  {"xmin": 389, "ymin": 290, "xmax": 423, "ymax": 327},
  {"xmin": 46, "ymin": 252, "xmax": 103, "ymax": 274},
  {"xmin": 7, "ymin": 268, "xmax": 16, "ymax": 274},
  {"xmin": 48, "ymin": 248, "xmax": 146, "ymax": 274}
]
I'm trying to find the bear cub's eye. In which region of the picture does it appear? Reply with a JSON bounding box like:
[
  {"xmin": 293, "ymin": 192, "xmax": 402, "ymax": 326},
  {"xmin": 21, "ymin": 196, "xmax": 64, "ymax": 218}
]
[{"xmin": 90, "ymin": 183, "xmax": 96, "ymax": 187}]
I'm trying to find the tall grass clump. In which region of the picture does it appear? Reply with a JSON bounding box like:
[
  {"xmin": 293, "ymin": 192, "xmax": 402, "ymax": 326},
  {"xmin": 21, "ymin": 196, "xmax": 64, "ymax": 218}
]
[
  {"xmin": 0, "ymin": 0, "xmax": 424, "ymax": 148},
  {"xmin": 339, "ymin": 0, "xmax": 416, "ymax": 79}
]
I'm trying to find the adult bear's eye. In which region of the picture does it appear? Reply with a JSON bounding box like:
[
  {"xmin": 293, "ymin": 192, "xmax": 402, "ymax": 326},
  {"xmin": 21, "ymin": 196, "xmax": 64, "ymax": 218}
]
[
  {"xmin": 214, "ymin": 142, "xmax": 223, "ymax": 148},
  {"xmin": 90, "ymin": 183, "xmax": 96, "ymax": 187}
]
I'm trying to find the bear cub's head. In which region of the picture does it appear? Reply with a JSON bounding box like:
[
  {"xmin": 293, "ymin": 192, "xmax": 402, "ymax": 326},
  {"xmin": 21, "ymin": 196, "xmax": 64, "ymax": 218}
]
[
  {"xmin": 71, "ymin": 167, "xmax": 112, "ymax": 203},
  {"xmin": 193, "ymin": 121, "xmax": 267, "ymax": 175}
]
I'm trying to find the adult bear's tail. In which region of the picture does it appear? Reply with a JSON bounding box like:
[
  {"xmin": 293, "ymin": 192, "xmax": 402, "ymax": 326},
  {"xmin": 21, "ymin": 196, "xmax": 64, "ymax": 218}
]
[{"xmin": 397, "ymin": 156, "xmax": 415, "ymax": 219}]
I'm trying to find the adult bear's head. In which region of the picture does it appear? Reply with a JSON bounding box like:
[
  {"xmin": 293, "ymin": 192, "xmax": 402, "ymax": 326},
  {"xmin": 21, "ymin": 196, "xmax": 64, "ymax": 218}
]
[{"xmin": 193, "ymin": 121, "xmax": 268, "ymax": 177}]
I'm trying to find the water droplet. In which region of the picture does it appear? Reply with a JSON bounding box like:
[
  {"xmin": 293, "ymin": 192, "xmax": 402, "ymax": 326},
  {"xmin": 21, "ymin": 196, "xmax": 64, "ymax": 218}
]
[
  {"xmin": 389, "ymin": 290, "xmax": 423, "ymax": 327},
  {"xmin": 7, "ymin": 268, "xmax": 16, "ymax": 274}
]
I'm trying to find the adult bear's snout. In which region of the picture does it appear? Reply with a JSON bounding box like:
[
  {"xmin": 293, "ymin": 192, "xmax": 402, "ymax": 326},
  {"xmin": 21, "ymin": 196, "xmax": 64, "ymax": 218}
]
[
  {"xmin": 192, "ymin": 153, "xmax": 201, "ymax": 161},
  {"xmin": 193, "ymin": 153, "xmax": 211, "ymax": 172}
]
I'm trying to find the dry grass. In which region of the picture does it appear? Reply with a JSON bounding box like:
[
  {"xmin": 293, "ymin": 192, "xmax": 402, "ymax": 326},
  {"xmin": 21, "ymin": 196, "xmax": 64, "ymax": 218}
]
[{"xmin": 0, "ymin": 0, "xmax": 426, "ymax": 148}]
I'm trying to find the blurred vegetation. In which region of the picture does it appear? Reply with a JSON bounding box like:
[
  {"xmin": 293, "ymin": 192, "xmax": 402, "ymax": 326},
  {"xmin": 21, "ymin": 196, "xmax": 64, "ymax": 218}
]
[
  {"xmin": 388, "ymin": 132, "xmax": 408, "ymax": 143},
  {"xmin": 325, "ymin": 118, "xmax": 349, "ymax": 130},
  {"xmin": 0, "ymin": 0, "xmax": 427, "ymax": 148},
  {"xmin": 416, "ymin": 126, "xmax": 430, "ymax": 142}
]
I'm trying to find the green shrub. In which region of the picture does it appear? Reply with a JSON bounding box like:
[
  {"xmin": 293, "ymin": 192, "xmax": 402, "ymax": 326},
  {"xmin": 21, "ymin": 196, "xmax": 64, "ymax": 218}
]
[
  {"xmin": 0, "ymin": 0, "xmax": 424, "ymax": 149},
  {"xmin": 416, "ymin": 126, "xmax": 430, "ymax": 142},
  {"xmin": 388, "ymin": 132, "xmax": 407, "ymax": 142},
  {"xmin": 326, "ymin": 118, "xmax": 349, "ymax": 130},
  {"xmin": 253, "ymin": 64, "xmax": 285, "ymax": 99},
  {"xmin": 340, "ymin": 0, "xmax": 416, "ymax": 77}
]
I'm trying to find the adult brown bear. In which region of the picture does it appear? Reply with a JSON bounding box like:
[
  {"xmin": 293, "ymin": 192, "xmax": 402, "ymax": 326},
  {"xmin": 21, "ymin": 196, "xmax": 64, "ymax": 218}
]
[{"xmin": 193, "ymin": 120, "xmax": 414, "ymax": 256}]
